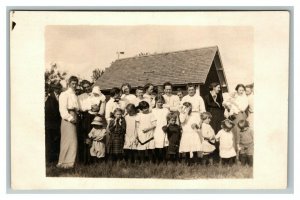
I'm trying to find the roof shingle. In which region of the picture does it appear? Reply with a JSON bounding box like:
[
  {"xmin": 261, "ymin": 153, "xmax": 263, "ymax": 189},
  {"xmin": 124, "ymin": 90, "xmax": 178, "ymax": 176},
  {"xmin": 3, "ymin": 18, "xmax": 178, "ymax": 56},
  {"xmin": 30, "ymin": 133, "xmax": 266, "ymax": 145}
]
[{"xmin": 95, "ymin": 46, "xmax": 218, "ymax": 90}]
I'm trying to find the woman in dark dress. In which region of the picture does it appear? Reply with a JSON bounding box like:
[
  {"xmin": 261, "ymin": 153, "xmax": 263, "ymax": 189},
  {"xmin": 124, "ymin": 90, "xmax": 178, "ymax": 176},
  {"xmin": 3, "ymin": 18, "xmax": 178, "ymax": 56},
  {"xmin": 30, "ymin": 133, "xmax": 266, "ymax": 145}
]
[
  {"xmin": 204, "ymin": 82, "xmax": 225, "ymax": 164},
  {"xmin": 204, "ymin": 82, "xmax": 225, "ymax": 133}
]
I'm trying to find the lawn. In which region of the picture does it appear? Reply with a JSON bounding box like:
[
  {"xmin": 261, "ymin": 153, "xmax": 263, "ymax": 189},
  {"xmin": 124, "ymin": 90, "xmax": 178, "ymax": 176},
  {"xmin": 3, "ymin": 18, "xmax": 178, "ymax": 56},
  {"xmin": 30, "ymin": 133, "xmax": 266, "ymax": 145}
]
[{"xmin": 46, "ymin": 161, "xmax": 253, "ymax": 179}]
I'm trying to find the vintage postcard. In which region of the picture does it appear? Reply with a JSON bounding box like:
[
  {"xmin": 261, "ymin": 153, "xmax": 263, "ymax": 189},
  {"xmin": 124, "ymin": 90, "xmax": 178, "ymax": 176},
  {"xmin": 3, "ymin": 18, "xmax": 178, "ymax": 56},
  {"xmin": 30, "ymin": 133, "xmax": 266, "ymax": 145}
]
[{"xmin": 10, "ymin": 11, "xmax": 289, "ymax": 190}]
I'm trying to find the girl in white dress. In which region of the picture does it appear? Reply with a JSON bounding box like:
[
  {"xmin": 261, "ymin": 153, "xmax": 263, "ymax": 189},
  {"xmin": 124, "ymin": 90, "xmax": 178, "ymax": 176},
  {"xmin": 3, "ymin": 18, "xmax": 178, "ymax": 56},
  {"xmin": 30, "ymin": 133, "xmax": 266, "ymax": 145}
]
[
  {"xmin": 215, "ymin": 119, "xmax": 237, "ymax": 166},
  {"xmin": 152, "ymin": 95, "xmax": 170, "ymax": 163},
  {"xmin": 200, "ymin": 112, "xmax": 216, "ymax": 165},
  {"xmin": 123, "ymin": 104, "xmax": 139, "ymax": 164},
  {"xmin": 136, "ymin": 101, "xmax": 157, "ymax": 163},
  {"xmin": 179, "ymin": 102, "xmax": 203, "ymax": 164}
]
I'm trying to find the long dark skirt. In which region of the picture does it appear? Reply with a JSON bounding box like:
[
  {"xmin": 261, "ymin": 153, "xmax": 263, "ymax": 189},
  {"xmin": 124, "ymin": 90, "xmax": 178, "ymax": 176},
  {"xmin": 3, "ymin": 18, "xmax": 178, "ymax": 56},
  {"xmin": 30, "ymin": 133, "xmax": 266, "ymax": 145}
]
[
  {"xmin": 108, "ymin": 134, "xmax": 124, "ymax": 154},
  {"xmin": 209, "ymin": 107, "xmax": 225, "ymax": 133},
  {"xmin": 45, "ymin": 128, "xmax": 60, "ymax": 164},
  {"xmin": 78, "ymin": 112, "xmax": 96, "ymax": 164}
]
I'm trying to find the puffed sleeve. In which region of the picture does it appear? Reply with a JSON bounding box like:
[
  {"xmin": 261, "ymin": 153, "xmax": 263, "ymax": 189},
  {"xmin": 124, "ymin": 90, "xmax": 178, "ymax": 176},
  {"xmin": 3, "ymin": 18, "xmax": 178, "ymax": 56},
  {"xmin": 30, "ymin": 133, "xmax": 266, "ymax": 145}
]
[
  {"xmin": 59, "ymin": 92, "xmax": 74, "ymax": 121},
  {"xmin": 215, "ymin": 130, "xmax": 222, "ymax": 140}
]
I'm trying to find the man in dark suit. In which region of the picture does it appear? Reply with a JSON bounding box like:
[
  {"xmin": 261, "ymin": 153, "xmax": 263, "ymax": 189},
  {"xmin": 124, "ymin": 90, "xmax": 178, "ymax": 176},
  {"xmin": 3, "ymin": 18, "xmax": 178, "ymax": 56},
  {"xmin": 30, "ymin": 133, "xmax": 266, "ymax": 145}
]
[{"xmin": 45, "ymin": 82, "xmax": 62, "ymax": 164}]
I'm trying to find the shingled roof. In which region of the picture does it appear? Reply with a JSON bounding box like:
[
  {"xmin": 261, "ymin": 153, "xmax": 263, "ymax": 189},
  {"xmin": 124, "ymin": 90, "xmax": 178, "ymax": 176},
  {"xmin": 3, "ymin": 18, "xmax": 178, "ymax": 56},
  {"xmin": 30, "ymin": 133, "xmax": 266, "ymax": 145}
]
[{"xmin": 95, "ymin": 46, "xmax": 219, "ymax": 90}]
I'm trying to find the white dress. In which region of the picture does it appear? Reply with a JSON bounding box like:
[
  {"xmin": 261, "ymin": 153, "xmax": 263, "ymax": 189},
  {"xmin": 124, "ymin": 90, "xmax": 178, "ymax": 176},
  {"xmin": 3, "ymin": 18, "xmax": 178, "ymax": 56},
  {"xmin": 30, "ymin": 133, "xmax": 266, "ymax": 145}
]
[
  {"xmin": 215, "ymin": 129, "xmax": 236, "ymax": 158},
  {"xmin": 136, "ymin": 112, "xmax": 157, "ymax": 150},
  {"xmin": 152, "ymin": 108, "xmax": 170, "ymax": 148},
  {"xmin": 123, "ymin": 115, "xmax": 138, "ymax": 150},
  {"xmin": 201, "ymin": 123, "xmax": 216, "ymax": 154},
  {"xmin": 179, "ymin": 112, "xmax": 203, "ymax": 153}
]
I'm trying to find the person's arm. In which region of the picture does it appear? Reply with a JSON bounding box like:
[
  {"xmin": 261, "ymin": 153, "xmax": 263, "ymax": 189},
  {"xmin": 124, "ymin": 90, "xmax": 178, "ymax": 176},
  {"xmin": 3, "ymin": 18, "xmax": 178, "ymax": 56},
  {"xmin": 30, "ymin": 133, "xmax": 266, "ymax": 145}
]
[
  {"xmin": 98, "ymin": 95, "xmax": 106, "ymax": 115},
  {"xmin": 143, "ymin": 118, "xmax": 157, "ymax": 133},
  {"xmin": 59, "ymin": 92, "xmax": 74, "ymax": 122}
]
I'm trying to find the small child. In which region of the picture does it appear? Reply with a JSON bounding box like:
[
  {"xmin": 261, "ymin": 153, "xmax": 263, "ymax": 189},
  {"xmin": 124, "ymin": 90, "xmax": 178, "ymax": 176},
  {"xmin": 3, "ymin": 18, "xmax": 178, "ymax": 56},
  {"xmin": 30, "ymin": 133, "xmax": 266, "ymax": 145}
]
[
  {"xmin": 107, "ymin": 108, "xmax": 126, "ymax": 162},
  {"xmin": 237, "ymin": 120, "xmax": 254, "ymax": 166},
  {"xmin": 152, "ymin": 95, "xmax": 170, "ymax": 163},
  {"xmin": 162, "ymin": 113, "xmax": 182, "ymax": 163},
  {"xmin": 200, "ymin": 112, "xmax": 216, "ymax": 165},
  {"xmin": 179, "ymin": 102, "xmax": 203, "ymax": 165},
  {"xmin": 88, "ymin": 116, "xmax": 106, "ymax": 163},
  {"xmin": 123, "ymin": 104, "xmax": 139, "ymax": 164},
  {"xmin": 215, "ymin": 119, "xmax": 237, "ymax": 166},
  {"xmin": 135, "ymin": 101, "xmax": 157, "ymax": 163}
]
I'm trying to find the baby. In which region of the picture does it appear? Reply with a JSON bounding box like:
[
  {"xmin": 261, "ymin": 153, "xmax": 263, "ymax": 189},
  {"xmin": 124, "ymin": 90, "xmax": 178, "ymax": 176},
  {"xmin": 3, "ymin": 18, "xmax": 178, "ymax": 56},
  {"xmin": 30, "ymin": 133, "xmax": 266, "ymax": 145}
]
[{"xmin": 222, "ymin": 92, "xmax": 239, "ymax": 119}]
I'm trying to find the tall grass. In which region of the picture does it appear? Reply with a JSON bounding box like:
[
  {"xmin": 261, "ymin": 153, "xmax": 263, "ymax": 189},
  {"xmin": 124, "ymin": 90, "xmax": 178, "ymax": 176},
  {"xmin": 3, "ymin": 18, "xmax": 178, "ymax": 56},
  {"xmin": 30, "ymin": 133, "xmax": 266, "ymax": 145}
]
[{"xmin": 46, "ymin": 161, "xmax": 252, "ymax": 179}]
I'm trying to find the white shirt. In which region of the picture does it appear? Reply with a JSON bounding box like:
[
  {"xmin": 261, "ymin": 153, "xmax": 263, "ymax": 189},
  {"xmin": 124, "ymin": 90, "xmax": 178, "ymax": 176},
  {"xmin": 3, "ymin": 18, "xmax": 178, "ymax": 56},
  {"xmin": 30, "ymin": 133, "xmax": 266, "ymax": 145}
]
[
  {"xmin": 133, "ymin": 97, "xmax": 151, "ymax": 109},
  {"xmin": 105, "ymin": 98, "xmax": 126, "ymax": 123},
  {"xmin": 163, "ymin": 94, "xmax": 180, "ymax": 112},
  {"xmin": 180, "ymin": 94, "xmax": 206, "ymax": 113},
  {"xmin": 233, "ymin": 93, "xmax": 249, "ymax": 112},
  {"xmin": 143, "ymin": 93, "xmax": 156, "ymax": 108},
  {"xmin": 59, "ymin": 88, "xmax": 79, "ymax": 121},
  {"xmin": 78, "ymin": 92, "xmax": 90, "ymax": 111},
  {"xmin": 215, "ymin": 129, "xmax": 236, "ymax": 158},
  {"xmin": 121, "ymin": 94, "xmax": 136, "ymax": 105}
]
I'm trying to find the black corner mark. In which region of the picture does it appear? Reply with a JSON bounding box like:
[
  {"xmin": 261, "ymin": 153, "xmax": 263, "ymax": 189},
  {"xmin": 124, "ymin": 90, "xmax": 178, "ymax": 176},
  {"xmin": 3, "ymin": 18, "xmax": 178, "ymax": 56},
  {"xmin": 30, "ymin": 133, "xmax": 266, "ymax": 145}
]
[{"xmin": 12, "ymin": 21, "xmax": 16, "ymax": 30}]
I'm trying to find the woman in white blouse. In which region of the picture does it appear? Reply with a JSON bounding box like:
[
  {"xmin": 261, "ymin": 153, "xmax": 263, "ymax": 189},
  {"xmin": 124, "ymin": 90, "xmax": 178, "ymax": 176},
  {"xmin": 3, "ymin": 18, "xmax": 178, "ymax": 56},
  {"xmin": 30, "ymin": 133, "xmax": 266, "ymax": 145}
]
[
  {"xmin": 180, "ymin": 83, "xmax": 206, "ymax": 122},
  {"xmin": 57, "ymin": 76, "xmax": 80, "ymax": 169}
]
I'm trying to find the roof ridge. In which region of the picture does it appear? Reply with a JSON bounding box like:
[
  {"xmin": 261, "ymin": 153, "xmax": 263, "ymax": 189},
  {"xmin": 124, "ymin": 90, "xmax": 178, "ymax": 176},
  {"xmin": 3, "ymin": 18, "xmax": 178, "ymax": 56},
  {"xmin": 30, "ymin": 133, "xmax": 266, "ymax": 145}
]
[{"xmin": 116, "ymin": 45, "xmax": 219, "ymax": 61}]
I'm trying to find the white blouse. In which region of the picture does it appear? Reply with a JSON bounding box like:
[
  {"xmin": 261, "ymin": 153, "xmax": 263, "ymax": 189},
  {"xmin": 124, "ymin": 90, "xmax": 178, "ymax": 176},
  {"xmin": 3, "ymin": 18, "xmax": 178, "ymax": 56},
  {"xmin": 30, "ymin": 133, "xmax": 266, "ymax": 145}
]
[
  {"xmin": 78, "ymin": 93, "xmax": 106, "ymax": 114},
  {"xmin": 59, "ymin": 88, "xmax": 79, "ymax": 121},
  {"xmin": 180, "ymin": 94, "xmax": 206, "ymax": 113},
  {"xmin": 143, "ymin": 93, "xmax": 156, "ymax": 108},
  {"xmin": 121, "ymin": 94, "xmax": 136, "ymax": 105},
  {"xmin": 163, "ymin": 94, "xmax": 180, "ymax": 112},
  {"xmin": 233, "ymin": 93, "xmax": 249, "ymax": 112}
]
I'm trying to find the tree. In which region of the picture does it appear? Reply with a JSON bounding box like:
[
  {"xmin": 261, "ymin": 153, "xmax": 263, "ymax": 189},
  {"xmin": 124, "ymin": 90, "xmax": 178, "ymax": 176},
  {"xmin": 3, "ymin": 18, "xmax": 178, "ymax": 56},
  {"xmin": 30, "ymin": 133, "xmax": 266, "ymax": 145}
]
[
  {"xmin": 91, "ymin": 68, "xmax": 104, "ymax": 83},
  {"xmin": 45, "ymin": 63, "xmax": 67, "ymax": 85}
]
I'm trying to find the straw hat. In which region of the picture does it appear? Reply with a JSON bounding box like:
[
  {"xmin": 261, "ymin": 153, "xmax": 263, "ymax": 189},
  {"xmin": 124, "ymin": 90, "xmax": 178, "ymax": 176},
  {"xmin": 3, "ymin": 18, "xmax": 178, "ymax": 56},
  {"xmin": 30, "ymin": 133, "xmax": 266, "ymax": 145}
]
[
  {"xmin": 221, "ymin": 119, "xmax": 235, "ymax": 130},
  {"xmin": 92, "ymin": 86, "xmax": 101, "ymax": 95},
  {"xmin": 91, "ymin": 116, "xmax": 105, "ymax": 125}
]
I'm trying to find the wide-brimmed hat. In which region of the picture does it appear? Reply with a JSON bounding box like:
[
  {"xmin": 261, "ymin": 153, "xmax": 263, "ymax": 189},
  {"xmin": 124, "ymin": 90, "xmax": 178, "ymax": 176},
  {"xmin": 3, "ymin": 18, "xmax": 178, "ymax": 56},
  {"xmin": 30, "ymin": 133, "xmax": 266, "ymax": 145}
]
[
  {"xmin": 221, "ymin": 119, "xmax": 235, "ymax": 130},
  {"xmin": 91, "ymin": 116, "xmax": 105, "ymax": 125},
  {"xmin": 92, "ymin": 86, "xmax": 101, "ymax": 95},
  {"xmin": 237, "ymin": 120, "xmax": 249, "ymax": 130}
]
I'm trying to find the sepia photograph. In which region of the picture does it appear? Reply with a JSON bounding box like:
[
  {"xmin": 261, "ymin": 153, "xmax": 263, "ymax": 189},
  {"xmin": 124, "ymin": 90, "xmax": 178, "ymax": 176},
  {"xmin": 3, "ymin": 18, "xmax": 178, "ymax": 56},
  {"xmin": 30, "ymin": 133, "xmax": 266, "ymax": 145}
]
[
  {"xmin": 44, "ymin": 25, "xmax": 254, "ymax": 179},
  {"xmin": 10, "ymin": 11, "xmax": 289, "ymax": 189}
]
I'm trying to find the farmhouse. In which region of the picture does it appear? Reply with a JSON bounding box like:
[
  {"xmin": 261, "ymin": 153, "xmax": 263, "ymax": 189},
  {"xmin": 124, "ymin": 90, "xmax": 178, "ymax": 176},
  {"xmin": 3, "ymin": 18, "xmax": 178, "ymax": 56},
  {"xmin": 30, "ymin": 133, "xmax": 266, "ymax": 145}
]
[{"xmin": 95, "ymin": 46, "xmax": 228, "ymax": 97}]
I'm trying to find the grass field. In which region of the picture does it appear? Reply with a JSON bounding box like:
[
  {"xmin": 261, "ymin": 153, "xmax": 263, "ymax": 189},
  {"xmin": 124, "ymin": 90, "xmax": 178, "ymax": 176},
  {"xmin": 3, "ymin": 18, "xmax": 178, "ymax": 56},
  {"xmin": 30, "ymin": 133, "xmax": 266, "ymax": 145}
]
[{"xmin": 46, "ymin": 161, "xmax": 253, "ymax": 179}]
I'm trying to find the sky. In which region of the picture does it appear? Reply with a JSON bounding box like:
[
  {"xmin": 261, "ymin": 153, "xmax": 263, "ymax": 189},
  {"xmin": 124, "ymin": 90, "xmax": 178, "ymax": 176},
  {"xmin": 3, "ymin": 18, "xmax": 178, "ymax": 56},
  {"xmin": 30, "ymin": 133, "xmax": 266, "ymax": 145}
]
[{"xmin": 45, "ymin": 25, "xmax": 253, "ymax": 91}]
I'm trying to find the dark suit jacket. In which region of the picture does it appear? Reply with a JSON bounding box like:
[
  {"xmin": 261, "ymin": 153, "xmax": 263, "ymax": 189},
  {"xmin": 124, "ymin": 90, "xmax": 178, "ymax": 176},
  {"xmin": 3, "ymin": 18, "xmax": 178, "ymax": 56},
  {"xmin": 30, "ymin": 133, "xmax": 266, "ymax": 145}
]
[
  {"xmin": 45, "ymin": 92, "xmax": 61, "ymax": 130},
  {"xmin": 204, "ymin": 92, "xmax": 225, "ymax": 132}
]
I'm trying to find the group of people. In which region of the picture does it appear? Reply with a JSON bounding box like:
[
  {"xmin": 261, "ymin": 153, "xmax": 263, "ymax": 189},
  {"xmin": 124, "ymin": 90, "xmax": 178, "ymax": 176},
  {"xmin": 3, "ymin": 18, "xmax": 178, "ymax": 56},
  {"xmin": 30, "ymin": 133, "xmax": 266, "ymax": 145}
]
[{"xmin": 45, "ymin": 76, "xmax": 254, "ymax": 169}]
